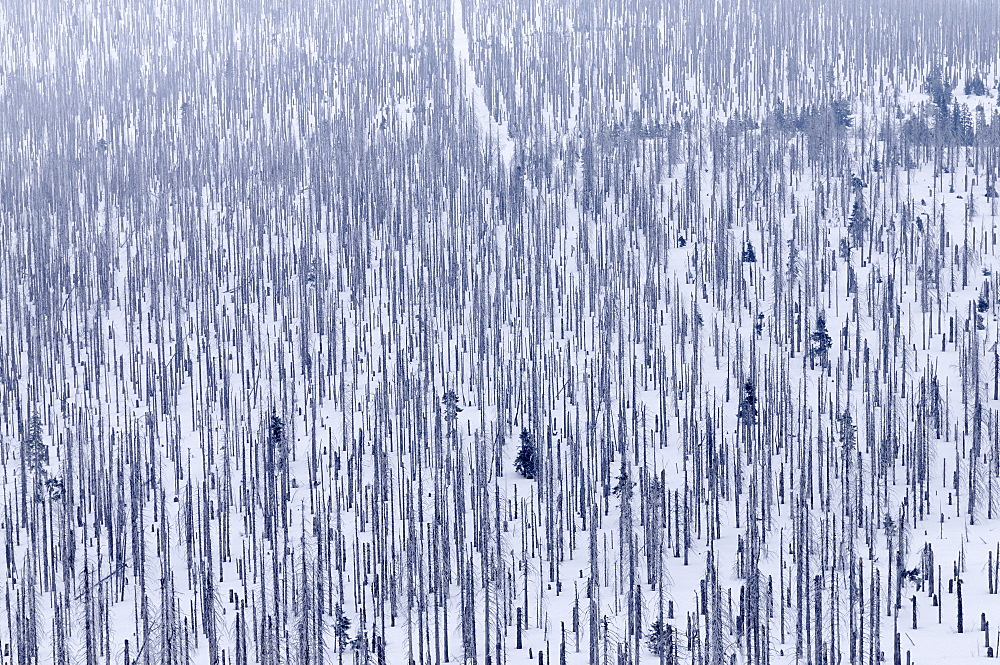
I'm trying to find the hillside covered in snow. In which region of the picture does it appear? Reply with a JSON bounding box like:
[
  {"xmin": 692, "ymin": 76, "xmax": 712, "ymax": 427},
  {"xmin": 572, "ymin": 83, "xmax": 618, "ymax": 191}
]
[{"xmin": 4, "ymin": 0, "xmax": 1000, "ymax": 664}]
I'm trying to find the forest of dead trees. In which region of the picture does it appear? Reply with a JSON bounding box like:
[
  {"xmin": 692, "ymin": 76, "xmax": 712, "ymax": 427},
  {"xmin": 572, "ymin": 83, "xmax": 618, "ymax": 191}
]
[{"xmin": 4, "ymin": 0, "xmax": 1000, "ymax": 663}]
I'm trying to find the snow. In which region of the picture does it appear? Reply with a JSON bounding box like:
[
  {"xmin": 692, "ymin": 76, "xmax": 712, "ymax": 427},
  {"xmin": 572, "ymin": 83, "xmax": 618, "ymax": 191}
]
[
  {"xmin": 3, "ymin": 2, "xmax": 1000, "ymax": 665},
  {"xmin": 452, "ymin": 0, "xmax": 516, "ymax": 170}
]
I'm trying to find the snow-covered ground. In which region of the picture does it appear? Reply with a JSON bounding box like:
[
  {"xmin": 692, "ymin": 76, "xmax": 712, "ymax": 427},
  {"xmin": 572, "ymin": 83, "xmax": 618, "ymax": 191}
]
[{"xmin": 3, "ymin": 1, "xmax": 1000, "ymax": 665}]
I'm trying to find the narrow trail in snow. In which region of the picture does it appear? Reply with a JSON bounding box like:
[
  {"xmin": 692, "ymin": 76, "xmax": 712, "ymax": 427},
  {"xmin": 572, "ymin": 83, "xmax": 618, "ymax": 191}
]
[{"xmin": 452, "ymin": 0, "xmax": 516, "ymax": 169}]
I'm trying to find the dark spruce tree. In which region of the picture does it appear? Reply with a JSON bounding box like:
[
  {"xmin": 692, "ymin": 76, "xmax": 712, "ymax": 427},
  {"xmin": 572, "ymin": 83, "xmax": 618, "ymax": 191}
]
[
  {"xmin": 832, "ymin": 98, "xmax": 853, "ymax": 127},
  {"xmin": 333, "ymin": 604, "xmax": 352, "ymax": 651},
  {"xmin": 849, "ymin": 195, "xmax": 868, "ymax": 247},
  {"xmin": 647, "ymin": 620, "xmax": 674, "ymax": 661},
  {"xmin": 514, "ymin": 429, "xmax": 537, "ymax": 479},
  {"xmin": 442, "ymin": 390, "xmax": 462, "ymax": 422},
  {"xmin": 811, "ymin": 315, "xmax": 833, "ymax": 367},
  {"xmin": 23, "ymin": 414, "xmax": 47, "ymax": 472},
  {"xmin": 964, "ymin": 75, "xmax": 987, "ymax": 96},
  {"xmin": 924, "ymin": 67, "xmax": 953, "ymax": 112},
  {"xmin": 611, "ymin": 458, "xmax": 632, "ymax": 497},
  {"xmin": 737, "ymin": 381, "xmax": 758, "ymax": 428},
  {"xmin": 268, "ymin": 412, "xmax": 288, "ymax": 472}
]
